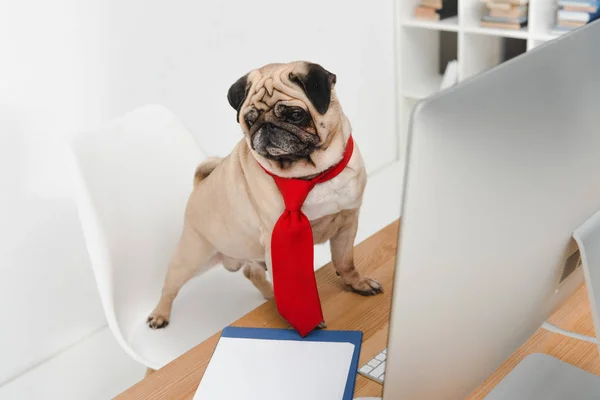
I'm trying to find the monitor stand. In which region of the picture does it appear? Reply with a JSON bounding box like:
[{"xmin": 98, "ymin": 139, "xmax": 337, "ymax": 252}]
[
  {"xmin": 484, "ymin": 209, "xmax": 600, "ymax": 399},
  {"xmin": 483, "ymin": 353, "xmax": 600, "ymax": 400}
]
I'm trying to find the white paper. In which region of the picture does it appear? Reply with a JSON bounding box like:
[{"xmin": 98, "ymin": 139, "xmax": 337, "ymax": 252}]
[{"xmin": 194, "ymin": 337, "xmax": 355, "ymax": 400}]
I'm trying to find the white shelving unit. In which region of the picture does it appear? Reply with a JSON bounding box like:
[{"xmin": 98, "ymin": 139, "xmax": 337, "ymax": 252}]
[{"xmin": 396, "ymin": 0, "xmax": 565, "ymax": 161}]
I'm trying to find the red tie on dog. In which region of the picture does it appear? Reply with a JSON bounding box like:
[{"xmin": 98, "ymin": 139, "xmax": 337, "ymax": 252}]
[{"xmin": 262, "ymin": 136, "xmax": 354, "ymax": 337}]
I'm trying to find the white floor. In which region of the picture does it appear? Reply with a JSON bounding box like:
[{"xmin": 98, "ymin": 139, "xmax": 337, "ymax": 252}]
[
  {"xmin": 0, "ymin": 161, "xmax": 403, "ymax": 400},
  {"xmin": 0, "ymin": 328, "xmax": 144, "ymax": 400}
]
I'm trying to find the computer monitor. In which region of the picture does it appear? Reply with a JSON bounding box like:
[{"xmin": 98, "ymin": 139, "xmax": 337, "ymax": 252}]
[{"xmin": 383, "ymin": 21, "xmax": 600, "ymax": 399}]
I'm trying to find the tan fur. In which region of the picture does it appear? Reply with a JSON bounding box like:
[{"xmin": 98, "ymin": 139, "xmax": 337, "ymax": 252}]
[
  {"xmin": 242, "ymin": 262, "xmax": 273, "ymax": 300},
  {"xmin": 193, "ymin": 157, "xmax": 223, "ymax": 188},
  {"xmin": 147, "ymin": 61, "xmax": 381, "ymax": 330}
]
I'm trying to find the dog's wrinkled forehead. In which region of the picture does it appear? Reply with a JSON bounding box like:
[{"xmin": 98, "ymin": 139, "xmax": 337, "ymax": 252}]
[{"xmin": 246, "ymin": 63, "xmax": 312, "ymax": 111}]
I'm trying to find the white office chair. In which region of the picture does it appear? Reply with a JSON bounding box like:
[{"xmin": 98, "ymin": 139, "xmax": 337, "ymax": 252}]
[{"xmin": 68, "ymin": 105, "xmax": 266, "ymax": 370}]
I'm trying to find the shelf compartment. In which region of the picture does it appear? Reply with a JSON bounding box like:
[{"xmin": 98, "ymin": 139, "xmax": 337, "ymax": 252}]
[
  {"xmin": 461, "ymin": 0, "xmax": 530, "ymax": 39},
  {"xmin": 401, "ymin": 28, "xmax": 457, "ymax": 99},
  {"xmin": 460, "ymin": 33, "xmax": 527, "ymax": 80}
]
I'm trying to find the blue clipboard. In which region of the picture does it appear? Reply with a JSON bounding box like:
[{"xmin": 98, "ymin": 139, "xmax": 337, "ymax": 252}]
[{"xmin": 221, "ymin": 326, "xmax": 363, "ymax": 400}]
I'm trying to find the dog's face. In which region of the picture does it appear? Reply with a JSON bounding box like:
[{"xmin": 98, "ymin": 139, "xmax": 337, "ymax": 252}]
[{"xmin": 227, "ymin": 61, "xmax": 350, "ymax": 178}]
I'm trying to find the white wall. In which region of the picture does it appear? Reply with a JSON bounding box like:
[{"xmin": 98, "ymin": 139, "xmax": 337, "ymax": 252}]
[
  {"xmin": 0, "ymin": 0, "xmax": 396, "ymax": 388},
  {"xmin": 0, "ymin": 2, "xmax": 109, "ymax": 385}
]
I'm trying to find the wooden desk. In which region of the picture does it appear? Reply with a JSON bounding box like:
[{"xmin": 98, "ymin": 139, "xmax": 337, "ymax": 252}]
[{"xmin": 116, "ymin": 220, "xmax": 599, "ymax": 400}]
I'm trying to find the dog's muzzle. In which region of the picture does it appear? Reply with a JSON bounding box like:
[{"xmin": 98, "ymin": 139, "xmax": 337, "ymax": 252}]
[{"xmin": 252, "ymin": 124, "xmax": 313, "ymax": 158}]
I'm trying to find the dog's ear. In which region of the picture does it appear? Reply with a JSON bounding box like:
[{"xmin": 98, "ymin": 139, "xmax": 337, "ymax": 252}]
[
  {"xmin": 227, "ymin": 73, "xmax": 249, "ymax": 121},
  {"xmin": 289, "ymin": 63, "xmax": 337, "ymax": 115}
]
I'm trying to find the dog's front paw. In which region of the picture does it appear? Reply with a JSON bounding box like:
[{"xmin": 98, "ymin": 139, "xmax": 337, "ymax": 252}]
[
  {"xmin": 349, "ymin": 276, "xmax": 383, "ymax": 296},
  {"xmin": 147, "ymin": 313, "xmax": 170, "ymax": 329},
  {"xmin": 262, "ymin": 285, "xmax": 274, "ymax": 300},
  {"xmin": 316, "ymin": 321, "xmax": 327, "ymax": 330}
]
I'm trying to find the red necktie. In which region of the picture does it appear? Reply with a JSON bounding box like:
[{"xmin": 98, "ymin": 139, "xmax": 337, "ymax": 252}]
[{"xmin": 262, "ymin": 136, "xmax": 354, "ymax": 337}]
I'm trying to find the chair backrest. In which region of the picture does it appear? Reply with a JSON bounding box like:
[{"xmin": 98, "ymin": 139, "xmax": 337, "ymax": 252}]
[{"xmin": 69, "ymin": 105, "xmax": 204, "ymax": 356}]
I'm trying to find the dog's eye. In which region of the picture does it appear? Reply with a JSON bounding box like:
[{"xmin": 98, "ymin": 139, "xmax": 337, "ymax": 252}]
[
  {"xmin": 286, "ymin": 109, "xmax": 306, "ymax": 124},
  {"xmin": 245, "ymin": 109, "xmax": 260, "ymax": 127}
]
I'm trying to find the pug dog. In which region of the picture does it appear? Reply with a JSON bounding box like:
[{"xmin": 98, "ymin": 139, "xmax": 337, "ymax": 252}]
[{"xmin": 147, "ymin": 61, "xmax": 383, "ymax": 330}]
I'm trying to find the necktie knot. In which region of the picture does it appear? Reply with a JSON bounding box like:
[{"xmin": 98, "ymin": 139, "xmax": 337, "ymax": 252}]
[{"xmin": 274, "ymin": 179, "xmax": 315, "ymax": 212}]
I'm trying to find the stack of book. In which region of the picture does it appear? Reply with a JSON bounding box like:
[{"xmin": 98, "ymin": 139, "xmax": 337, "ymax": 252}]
[
  {"xmin": 480, "ymin": 0, "xmax": 529, "ymax": 30},
  {"xmin": 414, "ymin": 0, "xmax": 458, "ymax": 21},
  {"xmin": 554, "ymin": 0, "xmax": 600, "ymax": 33}
]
